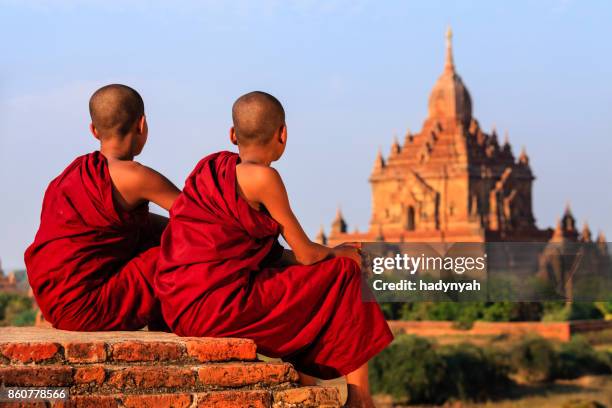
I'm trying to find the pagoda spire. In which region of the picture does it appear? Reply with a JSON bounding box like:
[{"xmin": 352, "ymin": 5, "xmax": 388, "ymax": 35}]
[
  {"xmin": 551, "ymin": 217, "xmax": 563, "ymax": 242},
  {"xmin": 372, "ymin": 147, "xmax": 385, "ymax": 172},
  {"xmin": 560, "ymin": 202, "xmax": 577, "ymax": 237},
  {"xmin": 596, "ymin": 230, "xmax": 608, "ymax": 253},
  {"xmin": 445, "ymin": 26, "xmax": 455, "ymax": 73},
  {"xmin": 581, "ymin": 221, "xmax": 592, "ymax": 242},
  {"xmin": 597, "ymin": 230, "xmax": 607, "ymax": 243},
  {"xmin": 404, "ymin": 128, "xmax": 413, "ymax": 145},
  {"xmin": 315, "ymin": 225, "xmax": 327, "ymax": 245},
  {"xmin": 518, "ymin": 146, "xmax": 529, "ymax": 165},
  {"xmin": 331, "ymin": 207, "xmax": 347, "ymax": 234},
  {"xmin": 390, "ymin": 133, "xmax": 401, "ymax": 155},
  {"xmin": 564, "ymin": 201, "xmax": 573, "ymax": 216}
]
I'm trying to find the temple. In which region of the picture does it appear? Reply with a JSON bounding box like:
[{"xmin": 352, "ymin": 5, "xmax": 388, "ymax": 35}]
[{"xmin": 322, "ymin": 28, "xmax": 602, "ymax": 246}]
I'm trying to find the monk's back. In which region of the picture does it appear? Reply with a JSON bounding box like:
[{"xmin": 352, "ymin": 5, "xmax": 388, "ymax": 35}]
[{"xmin": 25, "ymin": 151, "xmax": 159, "ymax": 331}]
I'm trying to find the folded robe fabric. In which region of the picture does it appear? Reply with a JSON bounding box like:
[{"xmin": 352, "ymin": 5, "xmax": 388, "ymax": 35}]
[
  {"xmin": 155, "ymin": 151, "xmax": 393, "ymax": 378},
  {"xmin": 25, "ymin": 151, "xmax": 162, "ymax": 331}
]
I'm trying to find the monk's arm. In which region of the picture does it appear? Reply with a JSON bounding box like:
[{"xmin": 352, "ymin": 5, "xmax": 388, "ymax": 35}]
[
  {"xmin": 110, "ymin": 161, "xmax": 181, "ymax": 211},
  {"xmin": 241, "ymin": 166, "xmax": 359, "ymax": 265},
  {"xmin": 135, "ymin": 165, "xmax": 181, "ymax": 210}
]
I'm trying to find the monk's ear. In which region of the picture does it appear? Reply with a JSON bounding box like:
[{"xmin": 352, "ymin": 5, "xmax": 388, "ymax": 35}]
[
  {"xmin": 229, "ymin": 127, "xmax": 239, "ymax": 146},
  {"xmin": 279, "ymin": 125, "xmax": 287, "ymax": 145},
  {"xmin": 89, "ymin": 123, "xmax": 101, "ymax": 141},
  {"xmin": 137, "ymin": 115, "xmax": 147, "ymax": 134}
]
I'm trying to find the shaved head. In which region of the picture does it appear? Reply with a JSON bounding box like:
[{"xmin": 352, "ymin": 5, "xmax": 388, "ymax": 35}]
[
  {"xmin": 232, "ymin": 91, "xmax": 285, "ymax": 146},
  {"xmin": 89, "ymin": 84, "xmax": 144, "ymax": 138}
]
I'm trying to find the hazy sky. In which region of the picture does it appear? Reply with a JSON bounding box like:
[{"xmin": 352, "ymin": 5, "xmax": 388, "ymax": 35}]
[{"xmin": 1, "ymin": 0, "xmax": 611, "ymax": 270}]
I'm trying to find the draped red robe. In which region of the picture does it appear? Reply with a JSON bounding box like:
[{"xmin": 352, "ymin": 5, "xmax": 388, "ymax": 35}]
[
  {"xmin": 155, "ymin": 151, "xmax": 393, "ymax": 378},
  {"xmin": 25, "ymin": 152, "xmax": 163, "ymax": 331}
]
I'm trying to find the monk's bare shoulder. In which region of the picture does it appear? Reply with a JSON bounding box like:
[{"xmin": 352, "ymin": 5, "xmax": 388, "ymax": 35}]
[
  {"xmin": 108, "ymin": 160, "xmax": 149, "ymax": 188},
  {"xmin": 236, "ymin": 163, "xmax": 283, "ymax": 205},
  {"xmin": 107, "ymin": 160, "xmax": 178, "ymax": 210}
]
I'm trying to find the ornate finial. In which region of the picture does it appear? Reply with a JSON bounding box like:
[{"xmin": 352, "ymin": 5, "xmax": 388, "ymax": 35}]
[
  {"xmin": 316, "ymin": 225, "xmax": 327, "ymax": 245},
  {"xmin": 503, "ymin": 130, "xmax": 510, "ymax": 145},
  {"xmin": 373, "ymin": 147, "xmax": 385, "ymax": 172},
  {"xmin": 332, "ymin": 207, "xmax": 347, "ymax": 234},
  {"xmin": 518, "ymin": 146, "xmax": 529, "ymax": 165},
  {"xmin": 391, "ymin": 133, "xmax": 401, "ymax": 155},
  {"xmin": 445, "ymin": 25, "xmax": 455, "ymax": 72},
  {"xmin": 564, "ymin": 201, "xmax": 572, "ymax": 215},
  {"xmin": 404, "ymin": 128, "xmax": 413, "ymax": 144},
  {"xmin": 597, "ymin": 230, "xmax": 607, "ymax": 243},
  {"xmin": 560, "ymin": 202, "xmax": 576, "ymax": 234},
  {"xmin": 581, "ymin": 221, "xmax": 592, "ymax": 242},
  {"xmin": 551, "ymin": 217, "xmax": 564, "ymax": 242}
]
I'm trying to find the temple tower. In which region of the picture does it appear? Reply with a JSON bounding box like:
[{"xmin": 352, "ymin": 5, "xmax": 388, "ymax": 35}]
[{"xmin": 327, "ymin": 28, "xmax": 550, "ymax": 245}]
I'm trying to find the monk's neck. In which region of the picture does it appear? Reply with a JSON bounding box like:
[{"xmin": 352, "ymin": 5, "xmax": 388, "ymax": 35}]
[
  {"xmin": 100, "ymin": 138, "xmax": 135, "ymax": 161},
  {"xmin": 237, "ymin": 149, "xmax": 274, "ymax": 167}
]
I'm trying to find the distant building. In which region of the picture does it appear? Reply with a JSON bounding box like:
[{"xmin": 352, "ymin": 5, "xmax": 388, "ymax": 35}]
[
  {"xmin": 0, "ymin": 259, "xmax": 30, "ymax": 294},
  {"xmin": 320, "ymin": 29, "xmax": 602, "ymax": 247}
]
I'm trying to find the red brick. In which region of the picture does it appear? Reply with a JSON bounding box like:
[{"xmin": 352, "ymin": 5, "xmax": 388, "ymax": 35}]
[
  {"xmin": 64, "ymin": 342, "xmax": 106, "ymax": 363},
  {"xmin": 198, "ymin": 362, "xmax": 298, "ymax": 387},
  {"xmin": 2, "ymin": 402, "xmax": 47, "ymax": 408},
  {"xmin": 53, "ymin": 395, "xmax": 119, "ymax": 408},
  {"xmin": 194, "ymin": 390, "xmax": 271, "ymax": 408},
  {"xmin": 110, "ymin": 341, "xmax": 182, "ymax": 362},
  {"xmin": 185, "ymin": 339, "xmax": 257, "ymax": 362},
  {"xmin": 122, "ymin": 394, "xmax": 193, "ymax": 408},
  {"xmin": 1, "ymin": 342, "xmax": 60, "ymax": 363},
  {"xmin": 0, "ymin": 366, "xmax": 73, "ymax": 386},
  {"xmin": 273, "ymin": 386, "xmax": 341, "ymax": 407},
  {"xmin": 74, "ymin": 366, "xmax": 106, "ymax": 385},
  {"xmin": 106, "ymin": 366, "xmax": 195, "ymax": 390}
]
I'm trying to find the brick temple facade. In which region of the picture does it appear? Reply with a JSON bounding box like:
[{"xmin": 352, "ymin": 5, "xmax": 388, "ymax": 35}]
[{"xmin": 319, "ymin": 29, "xmax": 605, "ymax": 247}]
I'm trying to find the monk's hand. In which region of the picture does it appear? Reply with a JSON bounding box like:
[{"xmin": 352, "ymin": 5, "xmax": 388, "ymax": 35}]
[
  {"xmin": 332, "ymin": 243, "xmax": 362, "ymax": 265},
  {"xmin": 335, "ymin": 241, "xmax": 362, "ymax": 250}
]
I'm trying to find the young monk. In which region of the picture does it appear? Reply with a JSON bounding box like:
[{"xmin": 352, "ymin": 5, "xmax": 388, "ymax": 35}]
[
  {"xmin": 25, "ymin": 84, "xmax": 180, "ymax": 331},
  {"xmin": 155, "ymin": 91, "xmax": 393, "ymax": 407}
]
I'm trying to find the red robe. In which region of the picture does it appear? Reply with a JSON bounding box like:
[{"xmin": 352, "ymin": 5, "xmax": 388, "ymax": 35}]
[
  {"xmin": 25, "ymin": 152, "xmax": 163, "ymax": 331},
  {"xmin": 155, "ymin": 151, "xmax": 393, "ymax": 378}
]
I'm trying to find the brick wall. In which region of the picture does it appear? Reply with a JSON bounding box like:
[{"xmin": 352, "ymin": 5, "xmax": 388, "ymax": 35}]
[
  {"xmin": 388, "ymin": 320, "xmax": 612, "ymax": 342},
  {"xmin": 0, "ymin": 327, "xmax": 341, "ymax": 408}
]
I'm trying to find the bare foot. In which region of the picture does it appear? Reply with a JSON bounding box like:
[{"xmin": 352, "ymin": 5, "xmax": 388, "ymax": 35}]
[
  {"xmin": 345, "ymin": 384, "xmax": 376, "ymax": 408},
  {"xmin": 298, "ymin": 371, "xmax": 318, "ymax": 386}
]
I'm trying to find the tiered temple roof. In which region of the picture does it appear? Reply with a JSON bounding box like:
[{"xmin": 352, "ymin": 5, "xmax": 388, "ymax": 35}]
[{"xmin": 322, "ymin": 29, "xmax": 598, "ymax": 246}]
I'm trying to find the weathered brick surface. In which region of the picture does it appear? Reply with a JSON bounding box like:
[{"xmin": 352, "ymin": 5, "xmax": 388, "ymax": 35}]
[
  {"xmin": 74, "ymin": 366, "xmax": 106, "ymax": 385},
  {"xmin": 273, "ymin": 386, "xmax": 342, "ymax": 407},
  {"xmin": 197, "ymin": 362, "xmax": 298, "ymax": 387},
  {"xmin": 0, "ymin": 366, "xmax": 73, "ymax": 386},
  {"xmin": 0, "ymin": 328, "xmax": 259, "ymax": 365},
  {"xmin": 53, "ymin": 395, "xmax": 119, "ymax": 408},
  {"xmin": 110, "ymin": 341, "xmax": 182, "ymax": 362},
  {"xmin": 185, "ymin": 339, "xmax": 257, "ymax": 362},
  {"xmin": 64, "ymin": 342, "xmax": 106, "ymax": 363},
  {"xmin": 2, "ymin": 402, "xmax": 47, "ymax": 408},
  {"xmin": 0, "ymin": 328, "xmax": 342, "ymax": 407},
  {"xmin": 106, "ymin": 366, "xmax": 196, "ymax": 390},
  {"xmin": 194, "ymin": 390, "xmax": 271, "ymax": 408},
  {"xmin": 122, "ymin": 393, "xmax": 193, "ymax": 408},
  {"xmin": 1, "ymin": 342, "xmax": 60, "ymax": 363}
]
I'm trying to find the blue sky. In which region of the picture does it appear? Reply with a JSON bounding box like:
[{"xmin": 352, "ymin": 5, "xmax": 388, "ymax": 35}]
[{"xmin": 0, "ymin": 0, "xmax": 611, "ymax": 269}]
